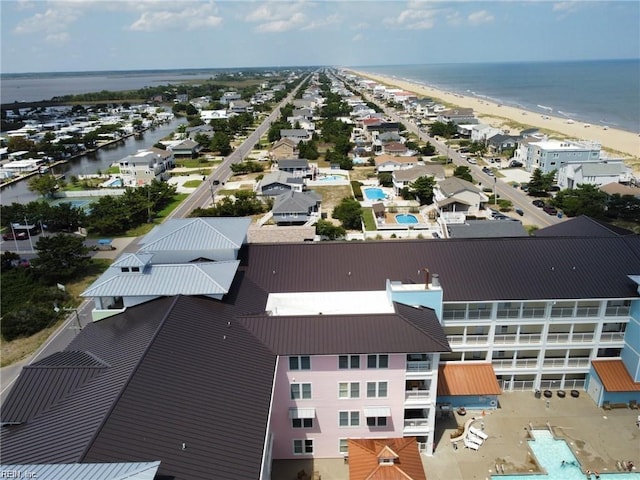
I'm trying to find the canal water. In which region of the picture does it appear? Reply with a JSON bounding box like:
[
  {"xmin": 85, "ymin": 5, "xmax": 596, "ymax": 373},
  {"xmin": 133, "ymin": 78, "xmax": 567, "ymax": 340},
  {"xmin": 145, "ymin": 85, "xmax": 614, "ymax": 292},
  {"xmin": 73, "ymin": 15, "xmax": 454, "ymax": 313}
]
[{"xmin": 1, "ymin": 117, "xmax": 185, "ymax": 205}]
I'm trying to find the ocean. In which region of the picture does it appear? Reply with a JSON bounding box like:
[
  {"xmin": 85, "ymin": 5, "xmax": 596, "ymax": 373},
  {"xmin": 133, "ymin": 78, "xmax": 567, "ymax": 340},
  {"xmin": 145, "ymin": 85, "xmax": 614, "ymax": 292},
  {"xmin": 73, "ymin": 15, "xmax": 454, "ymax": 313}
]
[{"xmin": 356, "ymin": 59, "xmax": 640, "ymax": 134}]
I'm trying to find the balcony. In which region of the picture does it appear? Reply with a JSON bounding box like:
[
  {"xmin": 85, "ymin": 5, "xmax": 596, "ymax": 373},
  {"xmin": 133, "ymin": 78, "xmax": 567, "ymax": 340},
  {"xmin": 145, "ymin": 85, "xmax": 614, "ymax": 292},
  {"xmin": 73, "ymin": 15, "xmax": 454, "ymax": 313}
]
[
  {"xmin": 575, "ymin": 307, "xmax": 600, "ymax": 317},
  {"xmin": 446, "ymin": 335, "xmax": 488, "ymax": 345},
  {"xmin": 496, "ymin": 308, "xmax": 521, "ymax": 319},
  {"xmin": 542, "ymin": 357, "xmax": 590, "ymax": 368},
  {"xmin": 405, "ymin": 390, "xmax": 432, "ymax": 405},
  {"xmin": 403, "ymin": 418, "xmax": 430, "ymax": 434},
  {"xmin": 600, "ymin": 332, "xmax": 625, "ymax": 342},
  {"xmin": 492, "ymin": 358, "xmax": 538, "ymax": 369},
  {"xmin": 546, "ymin": 333, "xmax": 595, "ymax": 343},
  {"xmin": 550, "ymin": 307, "xmax": 574, "ymax": 318},
  {"xmin": 406, "ymin": 361, "xmax": 432, "ymax": 373},
  {"xmin": 605, "ymin": 306, "xmax": 630, "ymax": 317},
  {"xmin": 493, "ymin": 333, "xmax": 541, "ymax": 345},
  {"xmin": 521, "ymin": 307, "xmax": 545, "ymax": 319}
]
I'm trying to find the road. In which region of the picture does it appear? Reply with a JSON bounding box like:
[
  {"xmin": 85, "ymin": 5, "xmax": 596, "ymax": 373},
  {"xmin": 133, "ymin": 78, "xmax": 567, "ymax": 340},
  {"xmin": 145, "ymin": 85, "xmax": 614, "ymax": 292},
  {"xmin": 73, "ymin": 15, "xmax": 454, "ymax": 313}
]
[{"xmin": 0, "ymin": 76, "xmax": 310, "ymax": 402}]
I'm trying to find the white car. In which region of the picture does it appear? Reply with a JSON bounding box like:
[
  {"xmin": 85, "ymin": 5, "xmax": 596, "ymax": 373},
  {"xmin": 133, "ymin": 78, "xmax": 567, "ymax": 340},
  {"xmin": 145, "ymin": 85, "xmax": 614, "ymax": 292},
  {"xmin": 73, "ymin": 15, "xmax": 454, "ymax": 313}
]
[{"xmin": 467, "ymin": 157, "xmax": 477, "ymax": 164}]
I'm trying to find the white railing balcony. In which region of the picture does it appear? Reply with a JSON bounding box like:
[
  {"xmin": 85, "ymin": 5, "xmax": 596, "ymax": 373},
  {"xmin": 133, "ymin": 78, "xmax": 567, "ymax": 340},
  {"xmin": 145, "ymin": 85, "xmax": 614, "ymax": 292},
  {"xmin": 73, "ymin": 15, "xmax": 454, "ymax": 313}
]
[
  {"xmin": 446, "ymin": 334, "xmax": 488, "ymax": 345},
  {"xmin": 405, "ymin": 390, "xmax": 432, "ymax": 403},
  {"xmin": 403, "ymin": 418, "xmax": 430, "ymax": 433},
  {"xmin": 494, "ymin": 333, "xmax": 542, "ymax": 344},
  {"xmin": 467, "ymin": 310, "xmax": 492, "ymax": 319},
  {"xmin": 493, "ymin": 334, "xmax": 516, "ymax": 344},
  {"xmin": 546, "ymin": 333, "xmax": 571, "ymax": 343},
  {"xmin": 575, "ymin": 307, "xmax": 600, "ymax": 317},
  {"xmin": 492, "ymin": 358, "xmax": 538, "ymax": 369},
  {"xmin": 497, "ymin": 308, "xmax": 521, "ymax": 318},
  {"xmin": 571, "ymin": 333, "xmax": 595, "ymax": 342},
  {"xmin": 600, "ymin": 332, "xmax": 625, "ymax": 342},
  {"xmin": 543, "ymin": 357, "xmax": 590, "ymax": 368},
  {"xmin": 522, "ymin": 307, "xmax": 546, "ymax": 318},
  {"xmin": 406, "ymin": 361, "xmax": 432, "ymax": 372},
  {"xmin": 550, "ymin": 307, "xmax": 574, "ymax": 318},
  {"xmin": 605, "ymin": 306, "xmax": 630, "ymax": 317},
  {"xmin": 443, "ymin": 310, "xmax": 466, "ymax": 320}
]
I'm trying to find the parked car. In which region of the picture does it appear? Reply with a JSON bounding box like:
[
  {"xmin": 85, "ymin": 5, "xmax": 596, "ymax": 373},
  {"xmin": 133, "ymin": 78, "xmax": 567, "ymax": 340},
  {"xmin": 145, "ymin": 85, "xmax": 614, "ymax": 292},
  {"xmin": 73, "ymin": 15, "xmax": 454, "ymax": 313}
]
[
  {"xmin": 467, "ymin": 157, "xmax": 477, "ymax": 165},
  {"xmin": 543, "ymin": 205, "xmax": 558, "ymax": 215},
  {"xmin": 532, "ymin": 199, "xmax": 545, "ymax": 208},
  {"xmin": 515, "ymin": 208, "xmax": 524, "ymax": 216},
  {"xmin": 509, "ymin": 160, "xmax": 523, "ymax": 168},
  {"xmin": 2, "ymin": 231, "xmax": 28, "ymax": 241}
]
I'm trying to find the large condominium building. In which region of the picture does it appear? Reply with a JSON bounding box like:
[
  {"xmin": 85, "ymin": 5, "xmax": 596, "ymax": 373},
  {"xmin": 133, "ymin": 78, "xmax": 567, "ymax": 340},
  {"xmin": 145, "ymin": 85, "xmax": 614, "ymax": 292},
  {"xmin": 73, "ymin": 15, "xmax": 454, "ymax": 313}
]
[
  {"xmin": 1, "ymin": 216, "xmax": 639, "ymax": 480},
  {"xmin": 517, "ymin": 139, "xmax": 602, "ymax": 174}
]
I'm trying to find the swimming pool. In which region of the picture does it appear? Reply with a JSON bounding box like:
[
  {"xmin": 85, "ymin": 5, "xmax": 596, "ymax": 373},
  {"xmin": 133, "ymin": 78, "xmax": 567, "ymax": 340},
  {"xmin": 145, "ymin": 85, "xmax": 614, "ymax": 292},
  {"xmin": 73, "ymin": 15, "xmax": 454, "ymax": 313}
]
[
  {"xmin": 396, "ymin": 214, "xmax": 418, "ymax": 224},
  {"xmin": 317, "ymin": 175, "xmax": 345, "ymax": 182},
  {"xmin": 364, "ymin": 187, "xmax": 386, "ymax": 201},
  {"xmin": 496, "ymin": 430, "xmax": 639, "ymax": 479}
]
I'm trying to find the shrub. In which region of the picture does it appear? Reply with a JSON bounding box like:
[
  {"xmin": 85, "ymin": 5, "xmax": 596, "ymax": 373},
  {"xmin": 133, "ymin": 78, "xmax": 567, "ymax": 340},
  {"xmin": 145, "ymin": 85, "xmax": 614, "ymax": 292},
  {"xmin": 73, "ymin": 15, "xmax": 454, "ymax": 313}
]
[
  {"xmin": 1, "ymin": 304, "xmax": 59, "ymax": 341},
  {"xmin": 351, "ymin": 181, "xmax": 363, "ymax": 200}
]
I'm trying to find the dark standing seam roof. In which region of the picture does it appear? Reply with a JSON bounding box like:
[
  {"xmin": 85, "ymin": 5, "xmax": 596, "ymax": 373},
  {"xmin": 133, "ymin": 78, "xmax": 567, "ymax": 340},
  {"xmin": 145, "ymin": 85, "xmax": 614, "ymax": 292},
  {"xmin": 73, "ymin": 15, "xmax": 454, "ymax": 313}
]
[
  {"xmin": 241, "ymin": 236, "xmax": 640, "ymax": 301},
  {"xmin": 1, "ymin": 351, "xmax": 110, "ymax": 424},
  {"xmin": 238, "ymin": 303, "xmax": 449, "ymax": 356},
  {"xmin": 0, "ymin": 297, "xmax": 177, "ymax": 464},
  {"xmin": 535, "ymin": 215, "xmax": 635, "ymax": 237}
]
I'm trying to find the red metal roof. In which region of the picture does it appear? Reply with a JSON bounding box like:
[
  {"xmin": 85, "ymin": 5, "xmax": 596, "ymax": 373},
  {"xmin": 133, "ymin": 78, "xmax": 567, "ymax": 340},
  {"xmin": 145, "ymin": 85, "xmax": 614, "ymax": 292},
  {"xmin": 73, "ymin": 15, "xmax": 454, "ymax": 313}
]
[
  {"xmin": 592, "ymin": 359, "xmax": 640, "ymax": 392},
  {"xmin": 438, "ymin": 363, "xmax": 502, "ymax": 396}
]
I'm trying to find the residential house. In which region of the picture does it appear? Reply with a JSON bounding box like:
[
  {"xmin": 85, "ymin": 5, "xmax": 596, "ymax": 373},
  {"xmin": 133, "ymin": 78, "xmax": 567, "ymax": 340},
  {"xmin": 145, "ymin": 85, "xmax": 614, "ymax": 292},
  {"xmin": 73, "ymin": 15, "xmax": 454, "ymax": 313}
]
[
  {"xmin": 487, "ymin": 133, "xmax": 520, "ymax": 153},
  {"xmin": 168, "ymin": 139, "xmax": 202, "ymax": 158},
  {"xmin": 436, "ymin": 108, "xmax": 477, "ymax": 125},
  {"xmin": 257, "ymin": 170, "xmax": 304, "ymax": 196},
  {"xmin": 186, "ymin": 124, "xmax": 214, "ymax": 140},
  {"xmin": 557, "ymin": 161, "xmax": 632, "ymax": 190},
  {"xmin": 280, "ymin": 129, "xmax": 312, "ymax": 144},
  {"xmin": 200, "ymin": 110, "xmax": 228, "ymax": 122},
  {"xmin": 272, "ymin": 190, "xmax": 321, "ymax": 225},
  {"xmin": 277, "ymin": 158, "xmax": 312, "ymax": 178},
  {"xmin": 270, "ymin": 138, "xmax": 299, "ymax": 160},
  {"xmin": 117, "ymin": 150, "xmax": 173, "ymax": 186},
  {"xmin": 517, "ymin": 139, "xmax": 602, "ymax": 174},
  {"xmin": 600, "ymin": 182, "xmax": 640, "ymax": 198},
  {"xmin": 220, "ymin": 91, "xmax": 241, "ymax": 104},
  {"xmin": 433, "ymin": 177, "xmax": 489, "ymax": 222},
  {"xmin": 374, "ymin": 155, "xmax": 420, "ymax": 173},
  {"xmin": 470, "ymin": 124, "xmax": 502, "ymax": 143},
  {"xmin": 392, "ymin": 165, "xmax": 445, "ymax": 195},
  {"xmin": 381, "ymin": 142, "xmax": 408, "ymax": 156},
  {"xmin": 229, "ymin": 100, "xmax": 251, "ymax": 114}
]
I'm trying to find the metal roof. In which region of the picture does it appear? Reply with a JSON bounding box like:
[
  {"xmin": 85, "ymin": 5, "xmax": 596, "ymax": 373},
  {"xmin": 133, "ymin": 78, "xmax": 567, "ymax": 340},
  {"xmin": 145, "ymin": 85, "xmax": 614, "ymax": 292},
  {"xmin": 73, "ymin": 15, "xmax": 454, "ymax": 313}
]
[
  {"xmin": 591, "ymin": 360, "xmax": 640, "ymax": 392},
  {"xmin": 238, "ymin": 303, "xmax": 449, "ymax": 356},
  {"xmin": 535, "ymin": 215, "xmax": 634, "ymax": 237},
  {"xmin": 241, "ymin": 236, "xmax": 640, "ymax": 301},
  {"xmin": 111, "ymin": 253, "xmax": 154, "ymax": 268},
  {"xmin": 448, "ymin": 220, "xmax": 527, "ymax": 238},
  {"xmin": 138, "ymin": 217, "xmax": 250, "ymax": 252},
  {"xmin": 273, "ymin": 190, "xmax": 321, "ymax": 214},
  {"xmin": 0, "ymin": 462, "xmax": 161, "ymax": 480},
  {"xmin": 437, "ymin": 363, "xmax": 502, "ymax": 396},
  {"xmin": 81, "ymin": 261, "xmax": 239, "ymax": 298}
]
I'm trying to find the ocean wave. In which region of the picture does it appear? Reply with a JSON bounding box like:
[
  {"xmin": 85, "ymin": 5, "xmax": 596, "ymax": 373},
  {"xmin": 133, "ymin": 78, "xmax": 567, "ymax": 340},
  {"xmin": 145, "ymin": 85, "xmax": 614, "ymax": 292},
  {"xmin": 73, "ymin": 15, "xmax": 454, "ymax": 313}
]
[{"xmin": 537, "ymin": 104, "xmax": 553, "ymax": 111}]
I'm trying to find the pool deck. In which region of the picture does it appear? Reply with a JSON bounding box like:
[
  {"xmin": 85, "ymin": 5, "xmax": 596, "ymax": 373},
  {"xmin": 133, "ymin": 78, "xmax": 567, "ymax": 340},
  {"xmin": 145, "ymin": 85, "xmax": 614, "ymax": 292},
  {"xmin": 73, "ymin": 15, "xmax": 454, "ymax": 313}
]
[{"xmin": 270, "ymin": 391, "xmax": 640, "ymax": 480}]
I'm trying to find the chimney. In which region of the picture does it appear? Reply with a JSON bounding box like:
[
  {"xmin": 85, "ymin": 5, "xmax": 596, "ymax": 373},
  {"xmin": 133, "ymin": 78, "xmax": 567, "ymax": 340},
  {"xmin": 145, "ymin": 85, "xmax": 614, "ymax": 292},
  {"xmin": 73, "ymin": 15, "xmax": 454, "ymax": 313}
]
[
  {"xmin": 432, "ymin": 274, "xmax": 440, "ymax": 288},
  {"xmin": 422, "ymin": 268, "xmax": 430, "ymax": 289}
]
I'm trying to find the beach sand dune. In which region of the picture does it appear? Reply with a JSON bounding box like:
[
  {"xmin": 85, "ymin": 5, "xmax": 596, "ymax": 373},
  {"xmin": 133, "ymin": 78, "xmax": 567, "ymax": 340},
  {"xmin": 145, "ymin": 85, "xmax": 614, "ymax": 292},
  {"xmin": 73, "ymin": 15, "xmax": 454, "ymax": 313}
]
[{"xmin": 350, "ymin": 70, "xmax": 640, "ymax": 171}]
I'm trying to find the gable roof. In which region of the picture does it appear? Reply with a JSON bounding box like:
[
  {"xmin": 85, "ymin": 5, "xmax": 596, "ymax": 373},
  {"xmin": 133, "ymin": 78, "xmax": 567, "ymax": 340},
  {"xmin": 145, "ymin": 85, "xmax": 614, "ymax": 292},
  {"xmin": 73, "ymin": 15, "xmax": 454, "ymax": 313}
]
[
  {"xmin": 277, "ymin": 158, "xmax": 309, "ymax": 169},
  {"xmin": 348, "ymin": 438, "xmax": 426, "ymax": 480},
  {"xmin": 437, "ymin": 177, "xmax": 481, "ymax": 196},
  {"xmin": 0, "ymin": 462, "xmax": 161, "ymax": 480},
  {"xmin": 271, "ymin": 137, "xmax": 298, "ymax": 150},
  {"xmin": 393, "ymin": 164, "xmax": 444, "ymax": 182},
  {"xmin": 1, "ymin": 286, "xmax": 277, "ymax": 480},
  {"xmin": 260, "ymin": 170, "xmax": 304, "ymax": 188},
  {"xmin": 242, "ymin": 236, "xmax": 640, "ymax": 301},
  {"xmin": 535, "ymin": 215, "xmax": 634, "ymax": 238},
  {"xmin": 599, "ymin": 182, "xmax": 640, "ymax": 198},
  {"xmin": 374, "ymin": 155, "xmax": 419, "ymax": 166},
  {"xmin": 81, "ymin": 261, "xmax": 240, "ymax": 298},
  {"xmin": 138, "ymin": 217, "xmax": 251, "ymax": 252},
  {"xmin": 447, "ymin": 220, "xmax": 527, "ymax": 238},
  {"xmin": 438, "ymin": 363, "xmax": 502, "ymax": 396},
  {"xmin": 592, "ymin": 359, "xmax": 640, "ymax": 392},
  {"xmin": 273, "ymin": 190, "xmax": 321, "ymax": 214},
  {"xmin": 238, "ymin": 303, "xmax": 449, "ymax": 356}
]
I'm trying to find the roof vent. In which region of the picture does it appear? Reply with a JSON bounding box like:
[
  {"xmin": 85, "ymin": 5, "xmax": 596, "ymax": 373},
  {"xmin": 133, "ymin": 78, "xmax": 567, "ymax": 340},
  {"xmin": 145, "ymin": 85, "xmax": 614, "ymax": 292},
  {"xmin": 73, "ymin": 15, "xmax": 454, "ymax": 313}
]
[{"xmin": 432, "ymin": 274, "xmax": 440, "ymax": 288}]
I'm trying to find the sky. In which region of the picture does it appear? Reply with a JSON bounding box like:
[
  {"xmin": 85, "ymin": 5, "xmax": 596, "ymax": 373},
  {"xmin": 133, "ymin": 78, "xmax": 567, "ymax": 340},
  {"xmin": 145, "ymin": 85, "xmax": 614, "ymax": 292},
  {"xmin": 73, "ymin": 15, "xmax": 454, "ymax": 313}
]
[{"xmin": 1, "ymin": 0, "xmax": 639, "ymax": 73}]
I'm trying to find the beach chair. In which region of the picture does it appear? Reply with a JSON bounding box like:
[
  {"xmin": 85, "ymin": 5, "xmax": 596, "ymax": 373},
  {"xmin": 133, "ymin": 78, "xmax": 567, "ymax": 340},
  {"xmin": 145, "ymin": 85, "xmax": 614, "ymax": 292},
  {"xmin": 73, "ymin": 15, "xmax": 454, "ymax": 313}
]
[
  {"xmin": 468, "ymin": 432, "xmax": 484, "ymax": 445},
  {"xmin": 464, "ymin": 438, "xmax": 480, "ymax": 450},
  {"xmin": 470, "ymin": 426, "xmax": 489, "ymax": 440}
]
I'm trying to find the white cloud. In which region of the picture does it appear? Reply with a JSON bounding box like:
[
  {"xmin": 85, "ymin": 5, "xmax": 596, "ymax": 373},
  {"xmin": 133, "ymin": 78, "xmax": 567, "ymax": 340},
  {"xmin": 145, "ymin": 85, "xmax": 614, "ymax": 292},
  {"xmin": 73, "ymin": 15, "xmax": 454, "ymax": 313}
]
[
  {"xmin": 352, "ymin": 33, "xmax": 364, "ymax": 42},
  {"xmin": 255, "ymin": 12, "xmax": 306, "ymax": 33},
  {"xmin": 13, "ymin": 6, "xmax": 80, "ymax": 34},
  {"xmin": 552, "ymin": 1, "xmax": 580, "ymax": 19},
  {"xmin": 45, "ymin": 32, "xmax": 70, "ymax": 44},
  {"xmin": 302, "ymin": 13, "xmax": 340, "ymax": 31},
  {"xmin": 245, "ymin": 1, "xmax": 313, "ymax": 33},
  {"xmin": 385, "ymin": 4, "xmax": 439, "ymax": 30},
  {"xmin": 128, "ymin": 3, "xmax": 222, "ymax": 31},
  {"xmin": 468, "ymin": 10, "xmax": 494, "ymax": 26}
]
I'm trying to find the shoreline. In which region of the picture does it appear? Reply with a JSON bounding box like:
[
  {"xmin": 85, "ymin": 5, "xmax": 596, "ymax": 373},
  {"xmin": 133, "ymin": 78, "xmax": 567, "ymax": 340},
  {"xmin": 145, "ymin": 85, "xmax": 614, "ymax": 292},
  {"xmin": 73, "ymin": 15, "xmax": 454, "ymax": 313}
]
[{"xmin": 349, "ymin": 70, "xmax": 640, "ymax": 169}]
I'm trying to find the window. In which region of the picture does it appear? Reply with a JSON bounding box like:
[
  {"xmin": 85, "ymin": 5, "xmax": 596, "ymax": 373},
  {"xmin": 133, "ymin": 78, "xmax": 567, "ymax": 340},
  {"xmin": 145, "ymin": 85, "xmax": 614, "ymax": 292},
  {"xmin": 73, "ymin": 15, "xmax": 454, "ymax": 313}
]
[
  {"xmin": 339, "ymin": 382, "xmax": 360, "ymax": 399},
  {"xmin": 131, "ymin": 266, "xmax": 140, "ymax": 273},
  {"xmin": 367, "ymin": 416, "xmax": 388, "ymax": 427},
  {"xmin": 339, "ymin": 355, "xmax": 360, "ymax": 369},
  {"xmin": 289, "ymin": 356, "xmax": 311, "ymax": 370},
  {"xmin": 339, "ymin": 411, "xmax": 360, "ymax": 427},
  {"xmin": 293, "ymin": 439, "xmax": 314, "ymax": 455},
  {"xmin": 367, "ymin": 354, "xmax": 389, "ymax": 369},
  {"xmin": 339, "ymin": 439, "xmax": 348, "ymax": 455},
  {"xmin": 291, "ymin": 383, "xmax": 312, "ymax": 399},
  {"xmin": 367, "ymin": 381, "xmax": 388, "ymax": 398},
  {"xmin": 292, "ymin": 418, "xmax": 313, "ymax": 429}
]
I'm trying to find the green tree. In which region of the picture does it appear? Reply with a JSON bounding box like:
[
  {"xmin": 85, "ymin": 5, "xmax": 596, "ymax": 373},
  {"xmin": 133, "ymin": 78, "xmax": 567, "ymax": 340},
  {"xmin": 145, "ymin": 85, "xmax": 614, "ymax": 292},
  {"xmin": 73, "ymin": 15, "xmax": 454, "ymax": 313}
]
[
  {"xmin": 315, "ymin": 219, "xmax": 346, "ymax": 240},
  {"xmin": 453, "ymin": 165, "xmax": 473, "ymax": 182},
  {"xmin": 210, "ymin": 131, "xmax": 232, "ymax": 156},
  {"xmin": 528, "ymin": 168, "xmax": 556, "ymax": 196},
  {"xmin": 332, "ymin": 197, "xmax": 362, "ymax": 230},
  {"xmin": 429, "ymin": 121, "xmax": 457, "ymax": 138},
  {"xmin": 28, "ymin": 174, "xmax": 60, "ymax": 197},
  {"xmin": 7, "ymin": 136, "xmax": 36, "ymax": 153},
  {"xmin": 378, "ymin": 172, "xmax": 393, "ymax": 187},
  {"xmin": 420, "ymin": 142, "xmax": 436, "ymax": 156},
  {"xmin": 606, "ymin": 194, "xmax": 640, "ymax": 223},
  {"xmin": 185, "ymin": 103, "xmax": 198, "ymax": 116},
  {"xmin": 31, "ymin": 234, "xmax": 91, "ymax": 283},
  {"xmin": 409, "ymin": 176, "xmax": 436, "ymax": 205},
  {"xmin": 553, "ymin": 184, "xmax": 607, "ymax": 218}
]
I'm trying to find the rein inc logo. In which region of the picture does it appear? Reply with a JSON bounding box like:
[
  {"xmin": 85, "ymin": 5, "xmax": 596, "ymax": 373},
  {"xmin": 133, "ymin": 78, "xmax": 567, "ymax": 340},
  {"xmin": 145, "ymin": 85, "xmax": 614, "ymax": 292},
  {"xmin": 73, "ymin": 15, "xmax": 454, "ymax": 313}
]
[{"xmin": 1, "ymin": 471, "xmax": 36, "ymax": 478}]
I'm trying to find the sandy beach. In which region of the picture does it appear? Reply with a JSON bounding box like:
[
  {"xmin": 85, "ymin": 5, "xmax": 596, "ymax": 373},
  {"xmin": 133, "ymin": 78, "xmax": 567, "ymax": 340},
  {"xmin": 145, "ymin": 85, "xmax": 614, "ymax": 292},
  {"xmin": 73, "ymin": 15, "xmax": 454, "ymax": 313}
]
[{"xmin": 350, "ymin": 70, "xmax": 640, "ymax": 167}]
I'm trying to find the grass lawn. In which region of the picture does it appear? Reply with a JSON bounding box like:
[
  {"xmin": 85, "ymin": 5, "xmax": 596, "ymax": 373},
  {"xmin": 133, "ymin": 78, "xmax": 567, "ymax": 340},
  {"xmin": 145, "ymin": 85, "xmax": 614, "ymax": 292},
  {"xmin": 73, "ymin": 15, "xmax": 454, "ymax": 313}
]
[
  {"xmin": 312, "ymin": 185, "xmax": 353, "ymax": 213},
  {"xmin": 182, "ymin": 180, "xmax": 202, "ymax": 188},
  {"xmin": 362, "ymin": 207, "xmax": 377, "ymax": 231},
  {"xmin": 349, "ymin": 166, "xmax": 376, "ymax": 181},
  {"xmin": 0, "ymin": 258, "xmax": 112, "ymax": 367}
]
